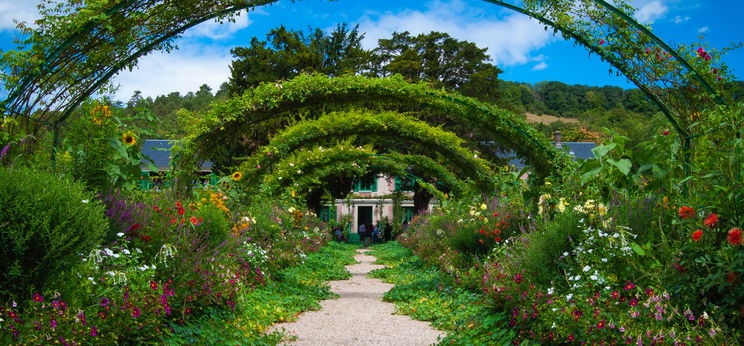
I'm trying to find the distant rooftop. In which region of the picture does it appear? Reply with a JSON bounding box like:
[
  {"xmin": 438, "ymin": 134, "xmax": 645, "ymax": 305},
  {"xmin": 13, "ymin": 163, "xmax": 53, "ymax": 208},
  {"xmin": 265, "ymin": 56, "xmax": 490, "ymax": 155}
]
[{"xmin": 140, "ymin": 140, "xmax": 212, "ymax": 172}]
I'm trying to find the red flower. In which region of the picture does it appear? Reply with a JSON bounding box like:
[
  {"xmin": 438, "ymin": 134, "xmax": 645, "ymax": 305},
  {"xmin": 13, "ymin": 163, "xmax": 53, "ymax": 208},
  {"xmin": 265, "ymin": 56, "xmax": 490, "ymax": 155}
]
[
  {"xmin": 189, "ymin": 216, "xmax": 198, "ymax": 225},
  {"xmin": 153, "ymin": 205, "xmax": 160, "ymax": 212},
  {"xmin": 128, "ymin": 223, "xmax": 141, "ymax": 232},
  {"xmin": 175, "ymin": 201, "xmax": 183, "ymax": 208},
  {"xmin": 691, "ymin": 229, "xmax": 703, "ymax": 241},
  {"xmin": 703, "ymin": 214, "xmax": 719, "ymax": 228},
  {"xmin": 662, "ymin": 130, "xmax": 669, "ymax": 135},
  {"xmin": 726, "ymin": 272, "xmax": 738, "ymax": 283},
  {"xmin": 567, "ymin": 335, "xmax": 575, "ymax": 342},
  {"xmin": 149, "ymin": 281, "xmax": 158, "ymax": 290},
  {"xmin": 678, "ymin": 206, "xmax": 695, "ymax": 219},
  {"xmin": 611, "ymin": 291, "xmax": 619, "ymax": 299},
  {"xmin": 170, "ymin": 217, "xmax": 177, "ymax": 225},
  {"xmin": 727, "ymin": 228, "xmax": 742, "ymax": 245},
  {"xmin": 495, "ymin": 236, "xmax": 502, "ymax": 242},
  {"xmin": 597, "ymin": 320, "xmax": 606, "ymax": 329},
  {"xmin": 623, "ymin": 282, "xmax": 636, "ymax": 290},
  {"xmin": 178, "ymin": 207, "xmax": 185, "ymax": 216},
  {"xmin": 599, "ymin": 39, "xmax": 605, "ymax": 45},
  {"xmin": 629, "ymin": 298, "xmax": 638, "ymax": 306}
]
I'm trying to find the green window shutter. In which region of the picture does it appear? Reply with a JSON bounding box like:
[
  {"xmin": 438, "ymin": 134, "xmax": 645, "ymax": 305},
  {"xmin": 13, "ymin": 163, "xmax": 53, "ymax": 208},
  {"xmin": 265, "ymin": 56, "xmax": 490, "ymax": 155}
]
[{"xmin": 394, "ymin": 177, "xmax": 401, "ymax": 191}]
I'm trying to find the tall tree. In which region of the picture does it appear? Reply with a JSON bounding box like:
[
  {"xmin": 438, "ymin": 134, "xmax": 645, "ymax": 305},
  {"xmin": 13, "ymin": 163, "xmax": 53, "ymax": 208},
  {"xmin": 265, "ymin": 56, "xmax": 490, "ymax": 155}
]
[{"xmin": 227, "ymin": 24, "xmax": 371, "ymax": 94}]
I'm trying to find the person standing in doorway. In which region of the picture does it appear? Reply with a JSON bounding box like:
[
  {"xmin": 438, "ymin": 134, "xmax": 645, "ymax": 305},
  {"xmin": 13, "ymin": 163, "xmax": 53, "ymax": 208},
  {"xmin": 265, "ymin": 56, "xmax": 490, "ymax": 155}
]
[
  {"xmin": 358, "ymin": 222, "xmax": 366, "ymax": 247},
  {"xmin": 383, "ymin": 222, "xmax": 392, "ymax": 242}
]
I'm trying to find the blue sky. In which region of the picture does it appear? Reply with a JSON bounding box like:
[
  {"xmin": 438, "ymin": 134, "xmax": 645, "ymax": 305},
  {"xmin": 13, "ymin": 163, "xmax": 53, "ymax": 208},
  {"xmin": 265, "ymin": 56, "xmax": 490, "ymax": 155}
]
[{"xmin": 0, "ymin": 0, "xmax": 742, "ymax": 101}]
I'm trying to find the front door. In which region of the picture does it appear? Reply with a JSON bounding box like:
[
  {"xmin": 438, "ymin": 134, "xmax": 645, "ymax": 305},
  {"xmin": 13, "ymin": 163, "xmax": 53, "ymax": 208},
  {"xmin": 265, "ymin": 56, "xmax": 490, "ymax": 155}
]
[{"xmin": 357, "ymin": 206, "xmax": 373, "ymax": 232}]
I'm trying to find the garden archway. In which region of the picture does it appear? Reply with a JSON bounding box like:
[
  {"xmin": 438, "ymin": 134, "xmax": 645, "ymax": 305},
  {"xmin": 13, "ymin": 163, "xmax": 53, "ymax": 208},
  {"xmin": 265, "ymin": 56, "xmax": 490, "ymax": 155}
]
[
  {"xmin": 186, "ymin": 73, "xmax": 566, "ymax": 179},
  {"xmin": 235, "ymin": 110, "xmax": 497, "ymax": 193},
  {"xmin": 248, "ymin": 143, "xmax": 468, "ymax": 198}
]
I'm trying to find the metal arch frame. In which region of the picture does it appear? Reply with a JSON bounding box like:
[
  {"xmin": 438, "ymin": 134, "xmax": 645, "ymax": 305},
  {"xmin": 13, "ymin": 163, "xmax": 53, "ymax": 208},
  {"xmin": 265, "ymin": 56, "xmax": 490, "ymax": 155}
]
[{"xmin": 1, "ymin": 0, "xmax": 724, "ymax": 177}]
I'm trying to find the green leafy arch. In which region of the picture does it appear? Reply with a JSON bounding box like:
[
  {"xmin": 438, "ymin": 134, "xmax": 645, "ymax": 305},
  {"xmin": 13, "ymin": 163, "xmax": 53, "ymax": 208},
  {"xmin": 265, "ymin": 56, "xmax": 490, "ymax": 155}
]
[
  {"xmin": 235, "ymin": 110, "xmax": 497, "ymax": 193},
  {"xmin": 184, "ymin": 73, "xmax": 568, "ymax": 179},
  {"xmin": 251, "ymin": 142, "xmax": 467, "ymax": 198}
]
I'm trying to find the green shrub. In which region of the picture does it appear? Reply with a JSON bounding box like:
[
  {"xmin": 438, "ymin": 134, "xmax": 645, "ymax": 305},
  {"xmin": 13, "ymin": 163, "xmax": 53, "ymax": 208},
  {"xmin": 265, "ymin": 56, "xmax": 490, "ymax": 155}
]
[
  {"xmin": 0, "ymin": 167, "xmax": 108, "ymax": 302},
  {"xmin": 513, "ymin": 210, "xmax": 583, "ymax": 287},
  {"xmin": 194, "ymin": 203, "xmax": 231, "ymax": 247}
]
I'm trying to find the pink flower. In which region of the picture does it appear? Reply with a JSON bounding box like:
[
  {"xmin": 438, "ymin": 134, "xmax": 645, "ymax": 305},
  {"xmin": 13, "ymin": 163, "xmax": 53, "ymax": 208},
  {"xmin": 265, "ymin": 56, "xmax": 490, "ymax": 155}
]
[
  {"xmin": 662, "ymin": 130, "xmax": 669, "ymax": 136},
  {"xmin": 32, "ymin": 293, "xmax": 43, "ymax": 302},
  {"xmin": 599, "ymin": 39, "xmax": 605, "ymax": 45},
  {"xmin": 131, "ymin": 307, "xmax": 141, "ymax": 318}
]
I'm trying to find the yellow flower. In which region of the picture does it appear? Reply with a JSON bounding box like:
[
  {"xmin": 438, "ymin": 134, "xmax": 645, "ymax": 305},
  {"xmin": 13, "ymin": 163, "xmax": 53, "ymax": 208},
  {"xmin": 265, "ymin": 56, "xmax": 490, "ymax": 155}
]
[
  {"xmin": 231, "ymin": 171, "xmax": 243, "ymax": 181},
  {"xmin": 122, "ymin": 132, "xmax": 136, "ymax": 146},
  {"xmin": 598, "ymin": 203, "xmax": 607, "ymax": 216},
  {"xmin": 480, "ymin": 203, "xmax": 487, "ymax": 211}
]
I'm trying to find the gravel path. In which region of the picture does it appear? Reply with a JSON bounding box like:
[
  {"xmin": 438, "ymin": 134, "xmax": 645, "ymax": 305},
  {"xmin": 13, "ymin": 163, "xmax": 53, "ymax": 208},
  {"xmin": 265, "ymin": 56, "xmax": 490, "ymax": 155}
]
[{"xmin": 268, "ymin": 249, "xmax": 445, "ymax": 345}]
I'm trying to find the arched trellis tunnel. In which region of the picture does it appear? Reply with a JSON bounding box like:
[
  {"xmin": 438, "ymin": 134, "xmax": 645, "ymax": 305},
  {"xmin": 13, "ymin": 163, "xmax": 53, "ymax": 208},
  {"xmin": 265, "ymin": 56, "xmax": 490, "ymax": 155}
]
[
  {"xmin": 234, "ymin": 109, "xmax": 498, "ymax": 194},
  {"xmin": 255, "ymin": 143, "xmax": 466, "ymax": 199},
  {"xmin": 184, "ymin": 73, "xmax": 568, "ymax": 181},
  {"xmin": 0, "ymin": 0, "xmax": 730, "ymax": 179}
]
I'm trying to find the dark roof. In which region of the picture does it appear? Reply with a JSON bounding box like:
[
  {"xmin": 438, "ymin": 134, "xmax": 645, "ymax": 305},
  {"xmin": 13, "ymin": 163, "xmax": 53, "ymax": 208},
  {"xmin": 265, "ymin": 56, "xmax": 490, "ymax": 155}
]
[
  {"xmin": 140, "ymin": 140, "xmax": 212, "ymax": 172},
  {"xmin": 487, "ymin": 141, "xmax": 596, "ymax": 170},
  {"xmin": 560, "ymin": 142, "xmax": 596, "ymax": 160}
]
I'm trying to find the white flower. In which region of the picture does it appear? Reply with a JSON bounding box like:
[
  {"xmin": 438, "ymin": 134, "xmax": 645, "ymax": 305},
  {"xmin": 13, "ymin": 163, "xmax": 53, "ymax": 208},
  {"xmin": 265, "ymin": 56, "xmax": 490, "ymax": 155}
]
[
  {"xmin": 563, "ymin": 252, "xmax": 569, "ymax": 256},
  {"xmin": 601, "ymin": 258, "xmax": 608, "ymax": 262},
  {"xmin": 135, "ymin": 248, "xmax": 142, "ymax": 254},
  {"xmin": 547, "ymin": 287, "xmax": 554, "ymax": 295},
  {"xmin": 116, "ymin": 232, "xmax": 125, "ymax": 237},
  {"xmin": 583, "ymin": 265, "xmax": 591, "ymax": 272},
  {"xmin": 106, "ymin": 271, "xmax": 116, "ymax": 276},
  {"xmin": 297, "ymin": 170, "xmax": 302, "ymax": 174},
  {"xmin": 102, "ymin": 248, "xmax": 114, "ymax": 256},
  {"xmin": 112, "ymin": 253, "xmax": 120, "ymax": 258},
  {"xmin": 590, "ymin": 275, "xmax": 598, "ymax": 281},
  {"xmin": 566, "ymin": 294, "xmax": 573, "ymax": 301},
  {"xmin": 82, "ymin": 199, "xmax": 89, "ymax": 204},
  {"xmin": 122, "ymin": 249, "xmax": 130, "ymax": 255}
]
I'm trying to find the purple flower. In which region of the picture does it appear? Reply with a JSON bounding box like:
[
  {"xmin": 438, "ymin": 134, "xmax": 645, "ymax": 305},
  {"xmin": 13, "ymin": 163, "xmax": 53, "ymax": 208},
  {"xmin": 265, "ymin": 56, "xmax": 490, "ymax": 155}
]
[
  {"xmin": 131, "ymin": 307, "xmax": 141, "ymax": 318},
  {"xmin": 90, "ymin": 327, "xmax": 99, "ymax": 336},
  {"xmin": 0, "ymin": 143, "xmax": 11, "ymax": 160},
  {"xmin": 100, "ymin": 297, "xmax": 110, "ymax": 307},
  {"xmin": 50, "ymin": 319, "xmax": 58, "ymax": 328},
  {"xmin": 32, "ymin": 293, "xmax": 43, "ymax": 302}
]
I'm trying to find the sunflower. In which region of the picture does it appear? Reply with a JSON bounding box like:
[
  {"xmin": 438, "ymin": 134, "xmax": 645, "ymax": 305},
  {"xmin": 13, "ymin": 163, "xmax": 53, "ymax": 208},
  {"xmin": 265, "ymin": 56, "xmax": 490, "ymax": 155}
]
[
  {"xmin": 122, "ymin": 132, "xmax": 137, "ymax": 146},
  {"xmin": 231, "ymin": 171, "xmax": 243, "ymax": 181}
]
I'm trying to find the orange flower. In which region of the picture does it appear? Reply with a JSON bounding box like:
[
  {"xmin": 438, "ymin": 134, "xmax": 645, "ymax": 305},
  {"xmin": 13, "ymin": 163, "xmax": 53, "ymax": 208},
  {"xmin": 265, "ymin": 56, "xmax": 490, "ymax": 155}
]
[
  {"xmin": 703, "ymin": 214, "xmax": 719, "ymax": 228},
  {"xmin": 691, "ymin": 229, "xmax": 703, "ymax": 242}
]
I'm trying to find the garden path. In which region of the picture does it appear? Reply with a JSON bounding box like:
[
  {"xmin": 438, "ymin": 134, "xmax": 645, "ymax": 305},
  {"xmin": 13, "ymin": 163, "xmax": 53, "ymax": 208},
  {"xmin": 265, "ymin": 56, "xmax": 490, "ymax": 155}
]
[{"xmin": 268, "ymin": 249, "xmax": 445, "ymax": 345}]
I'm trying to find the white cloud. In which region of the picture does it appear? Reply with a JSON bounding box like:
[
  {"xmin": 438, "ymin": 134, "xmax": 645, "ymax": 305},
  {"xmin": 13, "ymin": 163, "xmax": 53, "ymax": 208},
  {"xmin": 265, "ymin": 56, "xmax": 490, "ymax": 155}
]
[
  {"xmin": 531, "ymin": 62, "xmax": 548, "ymax": 71},
  {"xmin": 0, "ymin": 1, "xmax": 40, "ymax": 31},
  {"xmin": 633, "ymin": 1, "xmax": 669, "ymax": 24},
  {"xmin": 110, "ymin": 44, "xmax": 233, "ymax": 101},
  {"xmin": 697, "ymin": 26, "xmax": 709, "ymax": 34},
  {"xmin": 672, "ymin": 15, "xmax": 689, "ymax": 24},
  {"xmin": 184, "ymin": 9, "xmax": 252, "ymax": 40},
  {"xmin": 356, "ymin": 0, "xmax": 552, "ymax": 67}
]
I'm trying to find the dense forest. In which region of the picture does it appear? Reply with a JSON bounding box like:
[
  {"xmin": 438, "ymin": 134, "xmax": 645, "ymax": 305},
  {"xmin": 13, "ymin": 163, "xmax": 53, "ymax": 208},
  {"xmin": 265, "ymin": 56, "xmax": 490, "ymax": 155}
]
[{"xmin": 120, "ymin": 24, "xmax": 743, "ymax": 147}]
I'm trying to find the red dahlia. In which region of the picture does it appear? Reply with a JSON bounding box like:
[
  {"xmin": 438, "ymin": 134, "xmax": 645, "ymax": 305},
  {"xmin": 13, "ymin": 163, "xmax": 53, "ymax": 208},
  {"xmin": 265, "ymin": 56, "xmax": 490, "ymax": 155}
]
[
  {"xmin": 727, "ymin": 228, "xmax": 742, "ymax": 246},
  {"xmin": 678, "ymin": 206, "xmax": 695, "ymax": 219},
  {"xmin": 703, "ymin": 213, "xmax": 719, "ymax": 228}
]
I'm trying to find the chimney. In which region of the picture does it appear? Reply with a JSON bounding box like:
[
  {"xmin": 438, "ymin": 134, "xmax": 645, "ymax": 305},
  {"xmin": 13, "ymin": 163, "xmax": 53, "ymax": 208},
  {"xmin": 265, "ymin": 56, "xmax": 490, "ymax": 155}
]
[{"xmin": 553, "ymin": 130, "xmax": 562, "ymax": 148}]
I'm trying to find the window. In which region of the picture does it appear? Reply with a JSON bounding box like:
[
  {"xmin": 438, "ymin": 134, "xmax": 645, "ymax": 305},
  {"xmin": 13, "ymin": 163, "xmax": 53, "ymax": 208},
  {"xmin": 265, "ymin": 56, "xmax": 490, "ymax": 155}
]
[
  {"xmin": 394, "ymin": 176, "xmax": 414, "ymax": 192},
  {"xmin": 353, "ymin": 173, "xmax": 378, "ymax": 192},
  {"xmin": 402, "ymin": 206, "xmax": 415, "ymax": 223},
  {"xmin": 320, "ymin": 206, "xmax": 337, "ymax": 222}
]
